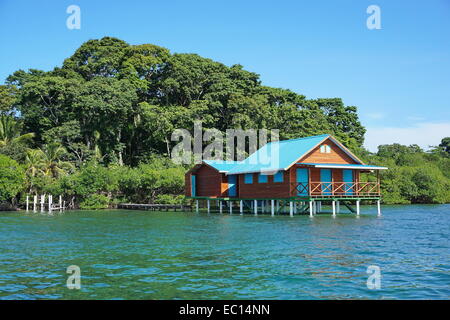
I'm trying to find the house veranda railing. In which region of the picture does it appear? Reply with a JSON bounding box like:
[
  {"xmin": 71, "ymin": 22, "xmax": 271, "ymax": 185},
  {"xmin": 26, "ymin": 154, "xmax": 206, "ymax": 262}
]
[{"xmin": 291, "ymin": 182, "xmax": 380, "ymax": 198}]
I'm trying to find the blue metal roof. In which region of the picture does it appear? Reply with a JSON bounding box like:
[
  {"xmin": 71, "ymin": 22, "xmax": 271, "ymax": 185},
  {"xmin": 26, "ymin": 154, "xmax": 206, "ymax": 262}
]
[
  {"xmin": 226, "ymin": 134, "xmax": 331, "ymax": 175},
  {"xmin": 298, "ymin": 163, "xmax": 388, "ymax": 170},
  {"xmin": 203, "ymin": 160, "xmax": 240, "ymax": 172}
]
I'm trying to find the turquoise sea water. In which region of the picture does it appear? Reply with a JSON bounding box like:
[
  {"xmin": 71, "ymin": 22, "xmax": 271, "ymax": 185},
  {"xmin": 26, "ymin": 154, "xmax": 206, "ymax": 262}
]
[{"xmin": 0, "ymin": 205, "xmax": 449, "ymax": 300}]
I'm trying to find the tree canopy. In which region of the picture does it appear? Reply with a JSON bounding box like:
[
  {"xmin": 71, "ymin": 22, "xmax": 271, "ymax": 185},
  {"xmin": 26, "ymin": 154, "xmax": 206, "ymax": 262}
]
[{"xmin": 5, "ymin": 37, "xmax": 365, "ymax": 167}]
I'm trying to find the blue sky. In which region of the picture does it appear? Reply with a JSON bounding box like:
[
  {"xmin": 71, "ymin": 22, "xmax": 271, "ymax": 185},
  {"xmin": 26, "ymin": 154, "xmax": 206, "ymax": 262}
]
[{"xmin": 0, "ymin": 0, "xmax": 449, "ymax": 151}]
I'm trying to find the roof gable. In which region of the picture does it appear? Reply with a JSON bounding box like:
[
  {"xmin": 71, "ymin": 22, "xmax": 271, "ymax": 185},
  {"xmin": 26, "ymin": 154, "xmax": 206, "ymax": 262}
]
[{"xmin": 226, "ymin": 134, "xmax": 364, "ymax": 175}]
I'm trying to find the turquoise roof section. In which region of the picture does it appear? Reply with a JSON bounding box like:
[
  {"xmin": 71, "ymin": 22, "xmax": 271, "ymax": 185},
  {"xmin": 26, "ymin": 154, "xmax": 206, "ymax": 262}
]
[
  {"xmin": 226, "ymin": 134, "xmax": 330, "ymax": 175},
  {"xmin": 298, "ymin": 163, "xmax": 388, "ymax": 170},
  {"xmin": 203, "ymin": 160, "xmax": 240, "ymax": 172}
]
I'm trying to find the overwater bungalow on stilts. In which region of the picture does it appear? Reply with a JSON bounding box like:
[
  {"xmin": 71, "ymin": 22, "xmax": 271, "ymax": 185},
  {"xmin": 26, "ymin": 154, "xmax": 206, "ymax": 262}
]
[{"xmin": 185, "ymin": 134, "xmax": 387, "ymax": 216}]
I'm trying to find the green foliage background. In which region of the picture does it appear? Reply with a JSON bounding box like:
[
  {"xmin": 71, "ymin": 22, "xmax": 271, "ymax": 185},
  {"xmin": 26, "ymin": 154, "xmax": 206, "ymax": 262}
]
[{"xmin": 0, "ymin": 37, "xmax": 449, "ymax": 208}]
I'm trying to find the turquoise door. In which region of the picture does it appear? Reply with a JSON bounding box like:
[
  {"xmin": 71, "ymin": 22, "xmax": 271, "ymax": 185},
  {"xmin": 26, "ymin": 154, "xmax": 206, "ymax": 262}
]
[
  {"xmin": 320, "ymin": 169, "xmax": 332, "ymax": 195},
  {"xmin": 228, "ymin": 175, "xmax": 237, "ymax": 197},
  {"xmin": 343, "ymin": 169, "xmax": 353, "ymax": 195},
  {"xmin": 296, "ymin": 168, "xmax": 309, "ymax": 196},
  {"xmin": 191, "ymin": 175, "xmax": 196, "ymax": 197}
]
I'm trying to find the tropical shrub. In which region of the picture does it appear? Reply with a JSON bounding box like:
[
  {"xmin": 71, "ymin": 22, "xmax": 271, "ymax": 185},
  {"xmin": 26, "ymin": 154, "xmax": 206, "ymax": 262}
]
[
  {"xmin": 0, "ymin": 154, "xmax": 25, "ymax": 202},
  {"xmin": 79, "ymin": 194, "xmax": 110, "ymax": 210}
]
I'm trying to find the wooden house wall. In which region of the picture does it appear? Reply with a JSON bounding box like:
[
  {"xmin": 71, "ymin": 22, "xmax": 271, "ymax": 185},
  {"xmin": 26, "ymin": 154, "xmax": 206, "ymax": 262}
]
[
  {"xmin": 184, "ymin": 173, "xmax": 192, "ymax": 197},
  {"xmin": 238, "ymin": 170, "xmax": 292, "ymax": 198},
  {"xmin": 192, "ymin": 165, "xmax": 222, "ymax": 197}
]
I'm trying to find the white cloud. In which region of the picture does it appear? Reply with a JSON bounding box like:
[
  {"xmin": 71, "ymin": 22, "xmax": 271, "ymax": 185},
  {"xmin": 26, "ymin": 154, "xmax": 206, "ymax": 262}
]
[{"xmin": 364, "ymin": 122, "xmax": 450, "ymax": 152}]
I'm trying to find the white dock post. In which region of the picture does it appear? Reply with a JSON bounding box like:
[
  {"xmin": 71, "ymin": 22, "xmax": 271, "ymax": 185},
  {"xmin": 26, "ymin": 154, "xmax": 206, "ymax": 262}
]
[
  {"xmin": 63, "ymin": 201, "xmax": 66, "ymax": 211},
  {"xmin": 332, "ymin": 200, "xmax": 336, "ymax": 217},
  {"xmin": 254, "ymin": 200, "xmax": 258, "ymax": 215},
  {"xmin": 40, "ymin": 195, "xmax": 45, "ymax": 212},
  {"xmin": 356, "ymin": 200, "xmax": 360, "ymax": 216},
  {"xmin": 207, "ymin": 199, "xmax": 210, "ymax": 213},
  {"xmin": 229, "ymin": 201, "xmax": 233, "ymax": 214},
  {"xmin": 271, "ymin": 200, "xmax": 275, "ymax": 216},
  {"xmin": 26, "ymin": 195, "xmax": 29, "ymax": 212},
  {"xmin": 309, "ymin": 201, "xmax": 313, "ymax": 217},
  {"xmin": 240, "ymin": 200, "xmax": 243, "ymax": 214},
  {"xmin": 219, "ymin": 201, "xmax": 223, "ymax": 214},
  {"xmin": 377, "ymin": 200, "xmax": 381, "ymax": 216},
  {"xmin": 59, "ymin": 195, "xmax": 62, "ymax": 208},
  {"xmin": 48, "ymin": 195, "xmax": 53, "ymax": 213},
  {"xmin": 33, "ymin": 195, "xmax": 37, "ymax": 212},
  {"xmin": 195, "ymin": 200, "xmax": 199, "ymax": 213},
  {"xmin": 289, "ymin": 201, "xmax": 293, "ymax": 217}
]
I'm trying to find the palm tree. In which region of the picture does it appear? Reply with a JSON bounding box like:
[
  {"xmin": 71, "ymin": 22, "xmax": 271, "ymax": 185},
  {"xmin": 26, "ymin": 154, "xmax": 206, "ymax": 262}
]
[
  {"xmin": 0, "ymin": 115, "xmax": 34, "ymax": 147},
  {"xmin": 24, "ymin": 148, "xmax": 46, "ymax": 194},
  {"xmin": 40, "ymin": 143, "xmax": 74, "ymax": 178},
  {"xmin": 24, "ymin": 148, "xmax": 46, "ymax": 178}
]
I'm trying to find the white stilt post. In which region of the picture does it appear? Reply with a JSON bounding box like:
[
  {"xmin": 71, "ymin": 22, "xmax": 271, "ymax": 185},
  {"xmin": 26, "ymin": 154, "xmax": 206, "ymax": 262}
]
[
  {"xmin": 207, "ymin": 199, "xmax": 210, "ymax": 213},
  {"xmin": 219, "ymin": 201, "xmax": 223, "ymax": 214},
  {"xmin": 240, "ymin": 200, "xmax": 243, "ymax": 214},
  {"xmin": 377, "ymin": 200, "xmax": 381, "ymax": 216},
  {"xmin": 229, "ymin": 201, "xmax": 233, "ymax": 214},
  {"xmin": 356, "ymin": 200, "xmax": 360, "ymax": 216},
  {"xmin": 309, "ymin": 201, "xmax": 313, "ymax": 217},
  {"xmin": 289, "ymin": 201, "xmax": 293, "ymax": 216},
  {"xmin": 332, "ymin": 200, "xmax": 336, "ymax": 217},
  {"xmin": 336, "ymin": 201, "xmax": 340, "ymax": 214},
  {"xmin": 195, "ymin": 200, "xmax": 199, "ymax": 213},
  {"xmin": 271, "ymin": 200, "xmax": 275, "ymax": 216},
  {"xmin": 26, "ymin": 196, "xmax": 29, "ymax": 212},
  {"xmin": 48, "ymin": 195, "xmax": 53, "ymax": 213},
  {"xmin": 40, "ymin": 195, "xmax": 45, "ymax": 212},
  {"xmin": 276, "ymin": 200, "xmax": 279, "ymax": 212},
  {"xmin": 254, "ymin": 200, "xmax": 258, "ymax": 215},
  {"xmin": 33, "ymin": 195, "xmax": 37, "ymax": 212}
]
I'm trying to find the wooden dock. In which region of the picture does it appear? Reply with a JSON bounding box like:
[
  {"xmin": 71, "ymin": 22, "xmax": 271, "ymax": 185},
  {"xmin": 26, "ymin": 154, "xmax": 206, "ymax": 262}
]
[{"xmin": 117, "ymin": 203, "xmax": 192, "ymax": 211}]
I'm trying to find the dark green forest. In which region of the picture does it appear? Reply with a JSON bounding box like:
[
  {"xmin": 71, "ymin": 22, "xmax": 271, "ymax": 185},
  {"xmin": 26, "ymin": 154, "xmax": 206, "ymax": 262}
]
[{"xmin": 0, "ymin": 37, "xmax": 449, "ymax": 209}]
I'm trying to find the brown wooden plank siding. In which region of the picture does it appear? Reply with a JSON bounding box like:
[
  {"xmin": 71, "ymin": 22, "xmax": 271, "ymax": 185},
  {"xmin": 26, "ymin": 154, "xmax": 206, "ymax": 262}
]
[
  {"xmin": 298, "ymin": 138, "xmax": 357, "ymax": 164},
  {"xmin": 185, "ymin": 173, "xmax": 192, "ymax": 197},
  {"xmin": 193, "ymin": 165, "xmax": 222, "ymax": 197},
  {"xmin": 238, "ymin": 170, "xmax": 291, "ymax": 198}
]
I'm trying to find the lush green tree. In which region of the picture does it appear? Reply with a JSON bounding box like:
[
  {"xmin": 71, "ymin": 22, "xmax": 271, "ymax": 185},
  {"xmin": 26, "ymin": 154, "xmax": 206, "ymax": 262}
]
[
  {"xmin": 438, "ymin": 137, "xmax": 450, "ymax": 154},
  {"xmin": 0, "ymin": 115, "xmax": 34, "ymax": 148},
  {"xmin": 0, "ymin": 85, "xmax": 17, "ymax": 114},
  {"xmin": 0, "ymin": 154, "xmax": 25, "ymax": 202}
]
